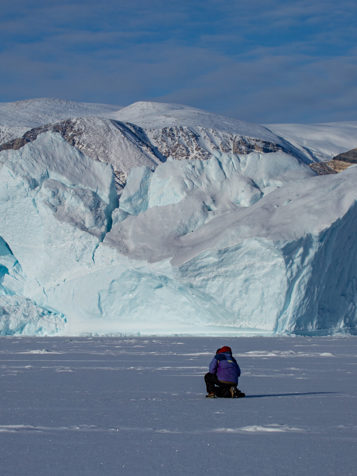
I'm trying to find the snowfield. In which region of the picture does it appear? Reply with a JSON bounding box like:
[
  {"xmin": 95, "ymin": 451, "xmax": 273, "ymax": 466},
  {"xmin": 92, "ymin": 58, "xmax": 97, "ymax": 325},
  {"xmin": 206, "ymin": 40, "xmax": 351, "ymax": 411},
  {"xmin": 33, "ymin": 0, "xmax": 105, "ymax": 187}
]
[
  {"xmin": 267, "ymin": 121, "xmax": 357, "ymax": 162},
  {"xmin": 0, "ymin": 336, "xmax": 356, "ymax": 476},
  {"xmin": 0, "ymin": 98, "xmax": 121, "ymax": 129},
  {"xmin": 0, "ymin": 98, "xmax": 122, "ymax": 145}
]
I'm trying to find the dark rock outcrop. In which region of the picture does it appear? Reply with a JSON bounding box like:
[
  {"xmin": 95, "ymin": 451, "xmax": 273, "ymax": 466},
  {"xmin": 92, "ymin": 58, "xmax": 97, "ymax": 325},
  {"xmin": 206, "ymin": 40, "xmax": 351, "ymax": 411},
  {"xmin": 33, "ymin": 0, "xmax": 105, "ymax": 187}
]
[
  {"xmin": 333, "ymin": 148, "xmax": 357, "ymax": 164},
  {"xmin": 309, "ymin": 147, "xmax": 357, "ymax": 175}
]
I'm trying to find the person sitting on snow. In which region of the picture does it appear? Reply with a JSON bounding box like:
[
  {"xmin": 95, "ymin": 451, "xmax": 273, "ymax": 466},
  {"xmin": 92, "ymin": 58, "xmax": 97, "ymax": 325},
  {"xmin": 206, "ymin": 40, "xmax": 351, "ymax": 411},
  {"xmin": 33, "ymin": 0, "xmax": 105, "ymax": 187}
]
[{"xmin": 204, "ymin": 346, "xmax": 245, "ymax": 398}]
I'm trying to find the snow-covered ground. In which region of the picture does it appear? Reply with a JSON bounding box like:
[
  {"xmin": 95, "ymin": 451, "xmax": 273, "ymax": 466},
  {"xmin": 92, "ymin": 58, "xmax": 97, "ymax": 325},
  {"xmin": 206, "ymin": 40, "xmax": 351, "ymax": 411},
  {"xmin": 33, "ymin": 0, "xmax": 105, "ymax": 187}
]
[{"xmin": 0, "ymin": 336, "xmax": 356, "ymax": 476}]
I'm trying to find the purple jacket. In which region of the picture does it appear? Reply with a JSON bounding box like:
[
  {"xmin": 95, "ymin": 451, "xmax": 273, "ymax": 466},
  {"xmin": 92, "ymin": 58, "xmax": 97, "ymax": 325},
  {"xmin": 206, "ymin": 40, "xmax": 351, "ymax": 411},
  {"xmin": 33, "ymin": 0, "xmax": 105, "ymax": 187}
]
[{"xmin": 209, "ymin": 352, "xmax": 241, "ymax": 384}]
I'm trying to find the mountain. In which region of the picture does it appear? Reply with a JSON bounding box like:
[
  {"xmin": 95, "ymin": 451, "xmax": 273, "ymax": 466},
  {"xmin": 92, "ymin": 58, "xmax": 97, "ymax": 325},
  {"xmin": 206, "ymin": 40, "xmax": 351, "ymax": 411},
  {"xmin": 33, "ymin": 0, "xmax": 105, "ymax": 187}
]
[
  {"xmin": 0, "ymin": 97, "xmax": 121, "ymax": 127},
  {"xmin": 309, "ymin": 147, "xmax": 357, "ymax": 175},
  {"xmin": 0, "ymin": 117, "xmax": 164, "ymax": 190},
  {"xmin": 334, "ymin": 147, "xmax": 357, "ymax": 163},
  {"xmin": 0, "ymin": 99, "xmax": 356, "ymax": 336},
  {"xmin": 267, "ymin": 121, "xmax": 357, "ymax": 162},
  {"xmin": 0, "ymin": 97, "xmax": 122, "ymax": 145},
  {"xmin": 0, "ymin": 100, "xmax": 309, "ymax": 191}
]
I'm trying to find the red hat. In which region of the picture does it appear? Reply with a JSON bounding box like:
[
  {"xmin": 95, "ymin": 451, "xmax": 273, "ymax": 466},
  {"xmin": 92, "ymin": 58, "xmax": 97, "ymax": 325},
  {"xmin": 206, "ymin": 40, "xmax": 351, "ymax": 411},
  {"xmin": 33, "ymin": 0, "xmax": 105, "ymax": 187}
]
[{"xmin": 217, "ymin": 346, "xmax": 232, "ymax": 354}]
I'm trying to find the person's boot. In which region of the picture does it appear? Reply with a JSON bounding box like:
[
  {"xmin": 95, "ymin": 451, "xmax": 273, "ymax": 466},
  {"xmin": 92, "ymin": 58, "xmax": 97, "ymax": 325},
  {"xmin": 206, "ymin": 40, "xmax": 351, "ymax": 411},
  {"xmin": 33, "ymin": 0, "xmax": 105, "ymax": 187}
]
[
  {"xmin": 206, "ymin": 392, "xmax": 216, "ymax": 398},
  {"xmin": 235, "ymin": 388, "xmax": 246, "ymax": 398}
]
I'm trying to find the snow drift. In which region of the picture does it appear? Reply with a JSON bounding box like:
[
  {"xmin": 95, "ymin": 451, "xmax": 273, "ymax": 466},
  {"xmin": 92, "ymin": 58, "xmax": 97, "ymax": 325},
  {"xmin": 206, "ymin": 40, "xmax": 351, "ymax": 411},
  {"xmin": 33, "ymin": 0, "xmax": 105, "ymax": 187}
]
[{"xmin": 0, "ymin": 100, "xmax": 357, "ymax": 336}]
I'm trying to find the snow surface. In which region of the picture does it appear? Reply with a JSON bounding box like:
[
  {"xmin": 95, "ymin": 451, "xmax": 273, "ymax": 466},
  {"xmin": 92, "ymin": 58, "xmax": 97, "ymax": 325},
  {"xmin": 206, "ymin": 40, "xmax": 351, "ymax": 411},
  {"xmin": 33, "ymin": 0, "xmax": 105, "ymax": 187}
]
[
  {"xmin": 113, "ymin": 101, "xmax": 283, "ymax": 143},
  {"xmin": 62, "ymin": 117, "xmax": 163, "ymax": 177},
  {"xmin": 0, "ymin": 98, "xmax": 122, "ymax": 146},
  {"xmin": 0, "ymin": 126, "xmax": 29, "ymax": 146},
  {"xmin": 267, "ymin": 121, "xmax": 357, "ymax": 161},
  {"xmin": 111, "ymin": 102, "xmax": 357, "ymax": 162},
  {"xmin": 1, "ymin": 98, "xmax": 355, "ymax": 164},
  {"xmin": 0, "ymin": 336, "xmax": 356, "ymax": 476},
  {"xmin": 0, "ymin": 98, "xmax": 121, "ymax": 128}
]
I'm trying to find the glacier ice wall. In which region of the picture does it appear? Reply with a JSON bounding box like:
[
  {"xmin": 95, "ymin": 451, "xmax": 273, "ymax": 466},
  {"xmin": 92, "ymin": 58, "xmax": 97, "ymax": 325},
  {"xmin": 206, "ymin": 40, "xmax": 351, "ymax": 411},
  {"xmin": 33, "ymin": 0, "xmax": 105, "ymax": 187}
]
[
  {"xmin": 0, "ymin": 236, "xmax": 66, "ymax": 335},
  {"xmin": 0, "ymin": 131, "xmax": 357, "ymax": 336}
]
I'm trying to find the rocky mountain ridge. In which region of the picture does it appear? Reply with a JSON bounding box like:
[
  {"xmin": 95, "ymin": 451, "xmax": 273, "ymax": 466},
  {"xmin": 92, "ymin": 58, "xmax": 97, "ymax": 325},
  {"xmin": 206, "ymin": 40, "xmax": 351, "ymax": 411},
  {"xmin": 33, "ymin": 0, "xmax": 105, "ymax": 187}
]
[
  {"xmin": 1, "ymin": 99, "xmax": 356, "ymax": 179},
  {"xmin": 0, "ymin": 108, "xmax": 303, "ymax": 192},
  {"xmin": 310, "ymin": 147, "xmax": 357, "ymax": 175},
  {"xmin": 0, "ymin": 118, "xmax": 164, "ymax": 190}
]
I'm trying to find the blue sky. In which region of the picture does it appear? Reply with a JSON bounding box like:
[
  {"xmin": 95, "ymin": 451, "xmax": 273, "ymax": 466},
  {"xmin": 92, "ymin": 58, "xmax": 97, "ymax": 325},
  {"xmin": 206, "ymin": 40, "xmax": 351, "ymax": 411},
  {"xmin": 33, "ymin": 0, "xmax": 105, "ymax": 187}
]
[{"xmin": 0, "ymin": 0, "xmax": 356, "ymax": 123}]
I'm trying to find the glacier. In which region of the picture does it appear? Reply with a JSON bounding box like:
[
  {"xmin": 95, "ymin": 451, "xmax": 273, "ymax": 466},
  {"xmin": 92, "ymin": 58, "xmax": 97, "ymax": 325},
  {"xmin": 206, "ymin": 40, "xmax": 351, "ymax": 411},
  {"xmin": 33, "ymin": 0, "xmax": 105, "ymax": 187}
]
[{"xmin": 0, "ymin": 100, "xmax": 357, "ymax": 336}]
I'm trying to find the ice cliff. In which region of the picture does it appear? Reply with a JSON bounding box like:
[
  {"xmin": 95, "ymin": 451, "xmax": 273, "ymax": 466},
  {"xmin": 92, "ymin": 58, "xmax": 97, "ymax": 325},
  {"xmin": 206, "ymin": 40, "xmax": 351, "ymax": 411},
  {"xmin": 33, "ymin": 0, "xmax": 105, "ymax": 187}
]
[{"xmin": 0, "ymin": 100, "xmax": 357, "ymax": 336}]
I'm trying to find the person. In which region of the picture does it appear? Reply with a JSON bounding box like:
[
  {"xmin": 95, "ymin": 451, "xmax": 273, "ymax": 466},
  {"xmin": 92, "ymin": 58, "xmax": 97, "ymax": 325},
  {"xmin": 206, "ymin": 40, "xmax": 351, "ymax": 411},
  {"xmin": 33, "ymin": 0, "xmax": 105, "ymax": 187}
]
[{"xmin": 204, "ymin": 346, "xmax": 245, "ymax": 398}]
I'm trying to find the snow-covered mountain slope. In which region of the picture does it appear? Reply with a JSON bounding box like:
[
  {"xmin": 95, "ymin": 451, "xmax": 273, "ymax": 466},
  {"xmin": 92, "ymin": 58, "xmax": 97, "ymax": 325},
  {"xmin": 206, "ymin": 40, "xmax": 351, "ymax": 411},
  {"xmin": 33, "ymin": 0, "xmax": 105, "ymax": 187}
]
[
  {"xmin": 267, "ymin": 121, "xmax": 357, "ymax": 162},
  {"xmin": 0, "ymin": 117, "xmax": 164, "ymax": 190},
  {"xmin": 112, "ymin": 101, "xmax": 311, "ymax": 163},
  {"xmin": 310, "ymin": 146, "xmax": 357, "ymax": 175},
  {"xmin": 0, "ymin": 98, "xmax": 122, "ymax": 145},
  {"xmin": 0, "ymin": 126, "xmax": 29, "ymax": 146},
  {"xmin": 113, "ymin": 101, "xmax": 280, "ymax": 141},
  {"xmin": 1, "ymin": 99, "xmax": 354, "ymax": 164},
  {"xmin": 111, "ymin": 102, "xmax": 357, "ymax": 163},
  {"xmin": 0, "ymin": 100, "xmax": 308, "ymax": 194},
  {"xmin": 0, "ymin": 98, "xmax": 121, "ymax": 128},
  {"xmin": 0, "ymin": 125, "xmax": 356, "ymax": 336}
]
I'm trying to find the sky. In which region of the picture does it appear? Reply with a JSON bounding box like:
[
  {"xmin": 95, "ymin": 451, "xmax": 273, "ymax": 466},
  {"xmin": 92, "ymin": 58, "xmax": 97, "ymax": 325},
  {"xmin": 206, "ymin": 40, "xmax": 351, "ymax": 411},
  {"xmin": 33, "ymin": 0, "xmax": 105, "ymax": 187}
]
[{"xmin": 0, "ymin": 0, "xmax": 356, "ymax": 123}]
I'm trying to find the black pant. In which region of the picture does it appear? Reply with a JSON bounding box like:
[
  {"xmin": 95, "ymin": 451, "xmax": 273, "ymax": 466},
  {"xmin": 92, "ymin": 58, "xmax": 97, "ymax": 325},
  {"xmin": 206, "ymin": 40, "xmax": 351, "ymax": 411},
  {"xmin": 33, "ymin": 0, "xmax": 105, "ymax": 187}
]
[{"xmin": 204, "ymin": 372, "xmax": 235, "ymax": 398}]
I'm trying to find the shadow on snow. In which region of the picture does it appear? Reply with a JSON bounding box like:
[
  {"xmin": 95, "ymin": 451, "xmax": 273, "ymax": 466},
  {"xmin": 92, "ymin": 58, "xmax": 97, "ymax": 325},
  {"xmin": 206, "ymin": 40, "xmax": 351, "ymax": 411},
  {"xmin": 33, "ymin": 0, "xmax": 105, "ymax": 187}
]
[{"xmin": 245, "ymin": 391, "xmax": 337, "ymax": 399}]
